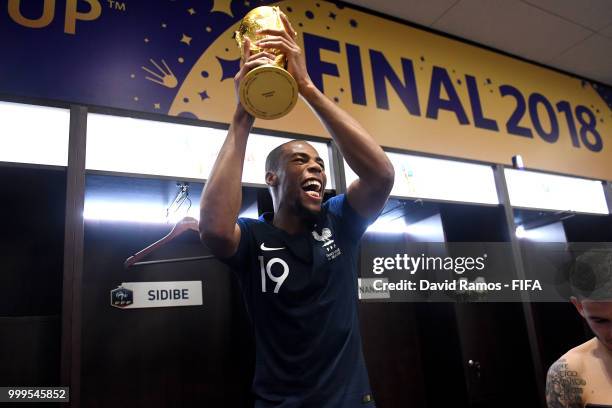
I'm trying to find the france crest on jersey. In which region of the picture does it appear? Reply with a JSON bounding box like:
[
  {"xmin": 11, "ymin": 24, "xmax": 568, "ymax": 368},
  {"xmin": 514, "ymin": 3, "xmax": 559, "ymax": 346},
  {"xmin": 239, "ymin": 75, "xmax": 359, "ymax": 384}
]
[{"xmin": 220, "ymin": 194, "xmax": 376, "ymax": 408}]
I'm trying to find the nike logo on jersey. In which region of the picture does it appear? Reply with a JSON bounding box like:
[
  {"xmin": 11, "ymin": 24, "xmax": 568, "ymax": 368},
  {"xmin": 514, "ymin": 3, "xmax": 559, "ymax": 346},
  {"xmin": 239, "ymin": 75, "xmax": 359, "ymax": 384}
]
[{"xmin": 260, "ymin": 243, "xmax": 286, "ymax": 251}]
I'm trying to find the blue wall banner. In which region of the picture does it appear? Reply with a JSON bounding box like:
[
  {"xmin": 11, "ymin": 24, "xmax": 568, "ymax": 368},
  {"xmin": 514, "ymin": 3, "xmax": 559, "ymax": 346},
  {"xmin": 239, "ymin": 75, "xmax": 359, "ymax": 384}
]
[{"xmin": 2, "ymin": 0, "xmax": 611, "ymax": 180}]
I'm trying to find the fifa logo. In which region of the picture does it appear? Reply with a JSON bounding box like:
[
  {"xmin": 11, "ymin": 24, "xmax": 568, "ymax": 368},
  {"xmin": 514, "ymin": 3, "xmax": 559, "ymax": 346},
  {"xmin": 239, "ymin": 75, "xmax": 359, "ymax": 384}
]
[{"xmin": 6, "ymin": 0, "xmax": 103, "ymax": 34}]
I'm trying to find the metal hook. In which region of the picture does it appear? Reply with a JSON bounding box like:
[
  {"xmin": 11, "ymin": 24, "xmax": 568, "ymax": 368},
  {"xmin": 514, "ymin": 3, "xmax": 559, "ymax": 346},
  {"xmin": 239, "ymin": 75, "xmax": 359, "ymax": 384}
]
[{"xmin": 166, "ymin": 182, "xmax": 191, "ymax": 220}]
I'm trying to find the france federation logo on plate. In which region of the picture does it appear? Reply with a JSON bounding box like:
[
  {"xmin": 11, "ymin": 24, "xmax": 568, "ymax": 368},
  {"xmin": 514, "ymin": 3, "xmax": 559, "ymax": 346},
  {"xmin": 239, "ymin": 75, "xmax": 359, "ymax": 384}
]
[{"xmin": 111, "ymin": 286, "xmax": 133, "ymax": 308}]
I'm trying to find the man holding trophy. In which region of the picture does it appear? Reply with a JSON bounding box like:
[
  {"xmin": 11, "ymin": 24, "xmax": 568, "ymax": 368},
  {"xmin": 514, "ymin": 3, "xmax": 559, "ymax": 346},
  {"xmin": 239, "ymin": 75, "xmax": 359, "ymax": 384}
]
[{"xmin": 200, "ymin": 6, "xmax": 394, "ymax": 407}]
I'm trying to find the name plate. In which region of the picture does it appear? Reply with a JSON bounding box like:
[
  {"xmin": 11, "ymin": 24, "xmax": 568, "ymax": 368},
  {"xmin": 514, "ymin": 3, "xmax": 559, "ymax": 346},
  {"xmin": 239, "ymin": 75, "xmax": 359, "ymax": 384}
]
[{"xmin": 110, "ymin": 281, "xmax": 202, "ymax": 309}]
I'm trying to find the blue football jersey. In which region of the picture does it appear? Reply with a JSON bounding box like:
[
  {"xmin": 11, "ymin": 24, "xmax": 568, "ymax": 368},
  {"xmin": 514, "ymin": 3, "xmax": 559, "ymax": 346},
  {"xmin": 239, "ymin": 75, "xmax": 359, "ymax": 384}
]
[{"xmin": 220, "ymin": 194, "xmax": 376, "ymax": 408}]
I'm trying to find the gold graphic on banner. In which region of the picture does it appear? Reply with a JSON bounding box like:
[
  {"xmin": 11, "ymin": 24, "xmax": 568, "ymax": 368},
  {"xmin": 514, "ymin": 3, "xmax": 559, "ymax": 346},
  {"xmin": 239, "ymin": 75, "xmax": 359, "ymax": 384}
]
[
  {"xmin": 180, "ymin": 34, "xmax": 193, "ymax": 45},
  {"xmin": 142, "ymin": 59, "xmax": 178, "ymax": 89},
  {"xmin": 211, "ymin": 0, "xmax": 233, "ymax": 17}
]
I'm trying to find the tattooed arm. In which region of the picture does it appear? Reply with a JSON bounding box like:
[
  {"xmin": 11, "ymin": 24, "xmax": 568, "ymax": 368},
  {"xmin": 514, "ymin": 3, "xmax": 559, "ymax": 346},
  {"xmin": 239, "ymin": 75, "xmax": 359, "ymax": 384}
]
[{"xmin": 546, "ymin": 355, "xmax": 586, "ymax": 408}]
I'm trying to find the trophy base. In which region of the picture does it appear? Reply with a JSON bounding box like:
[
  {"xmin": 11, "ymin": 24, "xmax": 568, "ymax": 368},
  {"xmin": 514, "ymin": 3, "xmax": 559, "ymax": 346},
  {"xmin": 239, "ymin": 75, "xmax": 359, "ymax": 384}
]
[{"xmin": 239, "ymin": 65, "xmax": 298, "ymax": 120}]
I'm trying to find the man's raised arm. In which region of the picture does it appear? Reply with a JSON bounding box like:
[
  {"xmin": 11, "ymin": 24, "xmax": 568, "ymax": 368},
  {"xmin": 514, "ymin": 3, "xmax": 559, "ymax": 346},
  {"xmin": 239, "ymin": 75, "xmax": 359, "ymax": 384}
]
[
  {"xmin": 257, "ymin": 14, "xmax": 394, "ymax": 220},
  {"xmin": 199, "ymin": 41, "xmax": 276, "ymax": 257},
  {"xmin": 301, "ymin": 80, "xmax": 395, "ymax": 220}
]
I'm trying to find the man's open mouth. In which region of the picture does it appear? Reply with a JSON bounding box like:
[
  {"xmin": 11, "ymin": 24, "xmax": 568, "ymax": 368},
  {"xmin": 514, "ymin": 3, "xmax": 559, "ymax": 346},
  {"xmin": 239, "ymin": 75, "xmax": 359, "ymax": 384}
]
[{"xmin": 301, "ymin": 179, "xmax": 322, "ymax": 199}]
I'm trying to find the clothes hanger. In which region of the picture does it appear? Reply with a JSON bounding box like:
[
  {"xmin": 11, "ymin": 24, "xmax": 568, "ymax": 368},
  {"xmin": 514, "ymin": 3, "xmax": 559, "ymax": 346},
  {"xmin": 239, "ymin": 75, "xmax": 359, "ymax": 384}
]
[
  {"xmin": 124, "ymin": 216, "xmax": 203, "ymax": 268},
  {"xmin": 124, "ymin": 183, "xmax": 215, "ymax": 269}
]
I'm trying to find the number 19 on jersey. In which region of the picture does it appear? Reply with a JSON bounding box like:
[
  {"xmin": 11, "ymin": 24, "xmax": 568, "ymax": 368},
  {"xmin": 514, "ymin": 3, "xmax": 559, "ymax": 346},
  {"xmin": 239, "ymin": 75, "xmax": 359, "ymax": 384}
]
[{"xmin": 258, "ymin": 256, "xmax": 289, "ymax": 293}]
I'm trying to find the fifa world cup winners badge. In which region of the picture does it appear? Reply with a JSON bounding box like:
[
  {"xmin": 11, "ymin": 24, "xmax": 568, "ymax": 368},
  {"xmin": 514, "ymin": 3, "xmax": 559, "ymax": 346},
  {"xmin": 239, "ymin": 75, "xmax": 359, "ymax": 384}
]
[{"xmin": 235, "ymin": 6, "xmax": 299, "ymax": 120}]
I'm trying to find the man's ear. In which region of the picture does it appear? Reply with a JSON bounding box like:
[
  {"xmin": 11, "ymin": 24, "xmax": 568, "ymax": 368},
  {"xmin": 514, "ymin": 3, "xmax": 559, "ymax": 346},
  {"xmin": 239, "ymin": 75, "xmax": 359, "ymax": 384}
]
[
  {"xmin": 265, "ymin": 171, "xmax": 278, "ymax": 187},
  {"xmin": 570, "ymin": 296, "xmax": 585, "ymax": 318}
]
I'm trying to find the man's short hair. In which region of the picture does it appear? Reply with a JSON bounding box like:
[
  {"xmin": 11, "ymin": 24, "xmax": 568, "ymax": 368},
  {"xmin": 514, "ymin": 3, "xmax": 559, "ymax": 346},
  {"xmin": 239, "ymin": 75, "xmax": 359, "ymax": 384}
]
[
  {"xmin": 569, "ymin": 249, "xmax": 612, "ymax": 300},
  {"xmin": 265, "ymin": 140, "xmax": 301, "ymax": 173}
]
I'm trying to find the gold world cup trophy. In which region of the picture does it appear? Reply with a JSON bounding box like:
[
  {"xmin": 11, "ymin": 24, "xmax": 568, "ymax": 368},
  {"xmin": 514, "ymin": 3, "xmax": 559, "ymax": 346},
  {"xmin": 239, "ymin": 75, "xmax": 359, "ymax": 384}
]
[{"xmin": 235, "ymin": 6, "xmax": 298, "ymax": 120}]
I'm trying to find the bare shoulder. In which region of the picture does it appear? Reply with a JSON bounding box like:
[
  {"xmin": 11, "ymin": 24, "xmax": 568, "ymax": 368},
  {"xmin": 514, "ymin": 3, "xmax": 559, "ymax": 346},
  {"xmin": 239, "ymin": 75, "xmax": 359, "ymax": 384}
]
[{"xmin": 545, "ymin": 344, "xmax": 590, "ymax": 408}]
